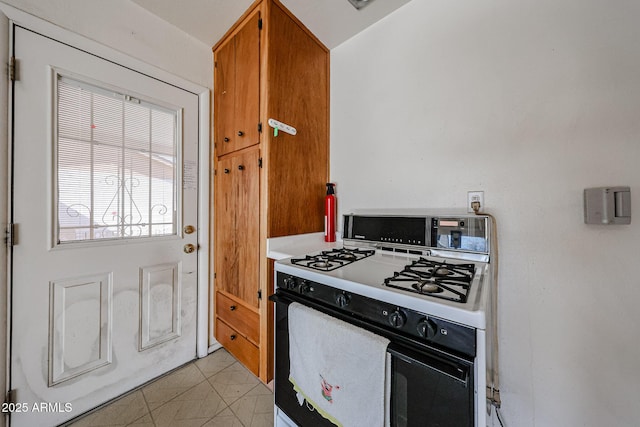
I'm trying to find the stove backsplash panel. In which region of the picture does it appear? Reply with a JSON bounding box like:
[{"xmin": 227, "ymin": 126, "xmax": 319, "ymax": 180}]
[
  {"xmin": 343, "ymin": 215, "xmax": 429, "ymax": 247},
  {"xmin": 343, "ymin": 213, "xmax": 489, "ymax": 255}
]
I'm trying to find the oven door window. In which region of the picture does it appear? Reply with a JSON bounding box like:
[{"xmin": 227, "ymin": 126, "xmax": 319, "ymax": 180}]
[{"xmin": 390, "ymin": 345, "xmax": 474, "ymax": 427}]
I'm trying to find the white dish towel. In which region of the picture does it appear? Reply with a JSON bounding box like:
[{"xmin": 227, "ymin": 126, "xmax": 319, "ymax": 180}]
[{"xmin": 288, "ymin": 302, "xmax": 390, "ymax": 427}]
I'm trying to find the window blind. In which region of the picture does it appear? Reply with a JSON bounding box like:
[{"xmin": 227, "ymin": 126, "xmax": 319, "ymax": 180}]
[{"xmin": 56, "ymin": 76, "xmax": 178, "ymax": 243}]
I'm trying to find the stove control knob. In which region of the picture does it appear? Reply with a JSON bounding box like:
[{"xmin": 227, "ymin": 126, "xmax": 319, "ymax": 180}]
[
  {"xmin": 335, "ymin": 292, "xmax": 351, "ymax": 308},
  {"xmin": 417, "ymin": 318, "xmax": 438, "ymax": 339},
  {"xmin": 300, "ymin": 281, "xmax": 314, "ymax": 294},
  {"xmin": 388, "ymin": 310, "xmax": 407, "ymax": 328},
  {"xmin": 283, "ymin": 277, "xmax": 296, "ymax": 290}
]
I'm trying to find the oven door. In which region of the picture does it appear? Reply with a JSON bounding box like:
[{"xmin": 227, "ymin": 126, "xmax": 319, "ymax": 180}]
[{"xmin": 271, "ymin": 291, "xmax": 475, "ymax": 427}]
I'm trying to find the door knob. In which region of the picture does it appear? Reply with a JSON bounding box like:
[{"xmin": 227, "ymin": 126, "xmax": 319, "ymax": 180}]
[
  {"xmin": 224, "ymin": 137, "xmax": 230, "ymax": 142},
  {"xmin": 237, "ymin": 131, "xmax": 244, "ymax": 137},
  {"xmin": 183, "ymin": 244, "xmax": 196, "ymax": 254},
  {"xmin": 184, "ymin": 225, "xmax": 195, "ymax": 234}
]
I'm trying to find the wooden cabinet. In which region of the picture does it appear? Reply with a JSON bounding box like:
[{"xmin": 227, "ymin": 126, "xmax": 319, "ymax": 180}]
[
  {"xmin": 212, "ymin": 0, "xmax": 329, "ymax": 382},
  {"xmin": 215, "ymin": 318, "xmax": 259, "ymax": 374},
  {"xmin": 216, "ymin": 292, "xmax": 259, "ymax": 343},
  {"xmin": 214, "ymin": 149, "xmax": 260, "ymax": 306},
  {"xmin": 214, "ymin": 10, "xmax": 260, "ymax": 156}
]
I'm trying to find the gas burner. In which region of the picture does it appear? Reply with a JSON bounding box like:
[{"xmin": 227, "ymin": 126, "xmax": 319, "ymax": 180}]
[
  {"xmin": 434, "ymin": 266, "xmax": 451, "ymax": 276},
  {"xmin": 311, "ymin": 261, "xmax": 333, "ymax": 269},
  {"xmin": 322, "ymin": 248, "xmax": 374, "ymax": 262},
  {"xmin": 412, "ymin": 280, "xmax": 443, "ymax": 294},
  {"xmin": 384, "ymin": 258, "xmax": 475, "ymax": 303},
  {"xmin": 291, "ymin": 248, "xmax": 375, "ymax": 271}
]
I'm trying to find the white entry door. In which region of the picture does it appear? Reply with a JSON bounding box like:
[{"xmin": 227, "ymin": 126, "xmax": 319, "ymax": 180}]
[{"xmin": 9, "ymin": 27, "xmax": 200, "ymax": 426}]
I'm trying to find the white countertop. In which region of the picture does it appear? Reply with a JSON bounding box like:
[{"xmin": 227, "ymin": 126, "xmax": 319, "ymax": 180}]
[{"xmin": 266, "ymin": 232, "xmax": 341, "ymax": 260}]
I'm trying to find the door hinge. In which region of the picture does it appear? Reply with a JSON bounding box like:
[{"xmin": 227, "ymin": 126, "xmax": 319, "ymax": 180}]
[
  {"xmin": 8, "ymin": 57, "xmax": 17, "ymax": 82},
  {"xmin": 258, "ymin": 19, "xmax": 263, "ymax": 30},
  {"xmin": 257, "ymin": 289, "xmax": 262, "ymax": 300},
  {"xmin": 258, "ymin": 158, "xmax": 263, "ymax": 168},
  {"xmin": 258, "ymin": 122, "xmax": 262, "ymax": 133},
  {"xmin": 5, "ymin": 389, "xmax": 16, "ymax": 405},
  {"xmin": 213, "ymin": 272, "xmax": 217, "ymax": 279},
  {"xmin": 5, "ymin": 223, "xmax": 16, "ymax": 247}
]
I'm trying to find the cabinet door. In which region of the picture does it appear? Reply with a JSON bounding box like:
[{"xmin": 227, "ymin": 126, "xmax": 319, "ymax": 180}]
[
  {"xmin": 233, "ymin": 12, "xmax": 261, "ymax": 152},
  {"xmin": 214, "ymin": 149, "xmax": 259, "ymax": 307},
  {"xmin": 235, "ymin": 148, "xmax": 260, "ymax": 308},
  {"xmin": 214, "ymin": 39, "xmax": 236, "ymax": 156},
  {"xmin": 214, "ymin": 156, "xmax": 237, "ymax": 296}
]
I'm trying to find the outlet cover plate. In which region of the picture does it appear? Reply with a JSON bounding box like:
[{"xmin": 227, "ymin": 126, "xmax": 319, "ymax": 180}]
[{"xmin": 467, "ymin": 191, "xmax": 484, "ymax": 213}]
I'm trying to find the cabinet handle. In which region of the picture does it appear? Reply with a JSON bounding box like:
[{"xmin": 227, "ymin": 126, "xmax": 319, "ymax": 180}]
[
  {"xmin": 237, "ymin": 131, "xmax": 244, "ymax": 137},
  {"xmin": 238, "ymin": 165, "xmax": 245, "ymax": 171},
  {"xmin": 230, "ymin": 334, "xmax": 237, "ymax": 341},
  {"xmin": 224, "ymin": 168, "xmax": 230, "ymax": 174},
  {"xmin": 230, "ymin": 305, "xmax": 237, "ymax": 311},
  {"xmin": 224, "ymin": 137, "xmax": 230, "ymax": 142}
]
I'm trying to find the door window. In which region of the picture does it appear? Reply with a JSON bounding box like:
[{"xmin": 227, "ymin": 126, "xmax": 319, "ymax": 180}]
[{"xmin": 56, "ymin": 75, "xmax": 180, "ymax": 244}]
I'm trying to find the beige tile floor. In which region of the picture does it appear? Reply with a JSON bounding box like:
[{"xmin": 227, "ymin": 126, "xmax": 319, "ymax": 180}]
[{"xmin": 65, "ymin": 348, "xmax": 274, "ymax": 427}]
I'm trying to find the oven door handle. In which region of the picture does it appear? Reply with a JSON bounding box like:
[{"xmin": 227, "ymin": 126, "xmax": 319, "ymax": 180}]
[
  {"xmin": 387, "ymin": 342, "xmax": 470, "ymax": 385},
  {"xmin": 268, "ymin": 292, "xmax": 298, "ymax": 306}
]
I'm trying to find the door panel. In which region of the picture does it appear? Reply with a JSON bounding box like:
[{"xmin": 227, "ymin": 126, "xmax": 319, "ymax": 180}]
[
  {"xmin": 49, "ymin": 273, "xmax": 112, "ymax": 386},
  {"xmin": 139, "ymin": 262, "xmax": 182, "ymax": 350},
  {"xmin": 213, "ymin": 148, "xmax": 259, "ymax": 308},
  {"xmin": 233, "ymin": 11, "xmax": 260, "ymax": 151},
  {"xmin": 214, "ymin": 155, "xmax": 237, "ymax": 296},
  {"xmin": 235, "ymin": 148, "xmax": 260, "ymax": 308},
  {"xmin": 10, "ymin": 27, "xmax": 199, "ymax": 426},
  {"xmin": 214, "ymin": 38, "xmax": 236, "ymax": 156}
]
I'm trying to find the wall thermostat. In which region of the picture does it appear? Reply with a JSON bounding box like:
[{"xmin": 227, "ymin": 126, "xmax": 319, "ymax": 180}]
[{"xmin": 584, "ymin": 186, "xmax": 631, "ymax": 225}]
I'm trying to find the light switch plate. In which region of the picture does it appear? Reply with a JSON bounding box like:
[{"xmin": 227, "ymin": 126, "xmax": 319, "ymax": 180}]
[{"xmin": 584, "ymin": 186, "xmax": 631, "ymax": 225}]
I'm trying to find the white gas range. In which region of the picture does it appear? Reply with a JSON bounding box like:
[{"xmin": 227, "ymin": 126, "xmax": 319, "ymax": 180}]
[
  {"xmin": 270, "ymin": 213, "xmax": 496, "ymax": 427},
  {"xmin": 276, "ymin": 249, "xmax": 490, "ymax": 329}
]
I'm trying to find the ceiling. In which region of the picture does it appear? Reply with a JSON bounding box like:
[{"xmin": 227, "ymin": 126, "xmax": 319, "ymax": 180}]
[{"xmin": 130, "ymin": 0, "xmax": 412, "ymax": 49}]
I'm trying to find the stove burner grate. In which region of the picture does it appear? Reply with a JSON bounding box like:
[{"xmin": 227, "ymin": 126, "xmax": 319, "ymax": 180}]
[
  {"xmin": 291, "ymin": 248, "xmax": 375, "ymax": 271},
  {"xmin": 384, "ymin": 258, "xmax": 475, "ymax": 303}
]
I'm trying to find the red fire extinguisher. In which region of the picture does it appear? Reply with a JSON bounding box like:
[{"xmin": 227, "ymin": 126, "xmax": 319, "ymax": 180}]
[{"xmin": 325, "ymin": 183, "xmax": 336, "ymax": 242}]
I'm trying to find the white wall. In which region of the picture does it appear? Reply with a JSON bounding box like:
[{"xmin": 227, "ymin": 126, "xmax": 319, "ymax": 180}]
[
  {"xmin": 331, "ymin": 0, "xmax": 640, "ymax": 425},
  {"xmin": 0, "ymin": 0, "xmax": 212, "ymax": 88}
]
